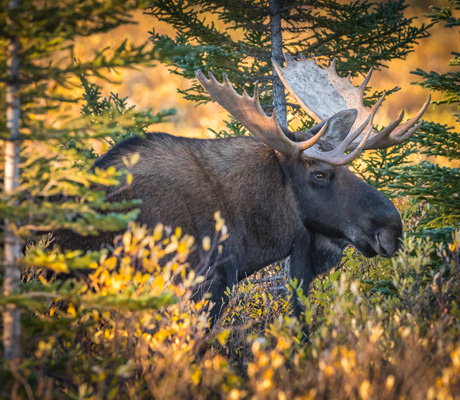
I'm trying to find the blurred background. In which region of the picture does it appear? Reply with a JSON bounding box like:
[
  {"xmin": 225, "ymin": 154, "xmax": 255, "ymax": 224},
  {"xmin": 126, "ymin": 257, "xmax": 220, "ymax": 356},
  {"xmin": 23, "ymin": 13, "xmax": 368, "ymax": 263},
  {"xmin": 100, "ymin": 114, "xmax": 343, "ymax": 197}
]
[{"xmin": 62, "ymin": 1, "xmax": 457, "ymax": 139}]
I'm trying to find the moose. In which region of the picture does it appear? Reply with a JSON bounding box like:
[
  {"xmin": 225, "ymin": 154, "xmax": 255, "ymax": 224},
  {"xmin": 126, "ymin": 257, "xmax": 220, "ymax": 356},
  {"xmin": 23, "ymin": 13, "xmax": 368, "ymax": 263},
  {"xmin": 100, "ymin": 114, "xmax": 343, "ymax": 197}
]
[{"xmin": 61, "ymin": 53, "xmax": 429, "ymax": 323}]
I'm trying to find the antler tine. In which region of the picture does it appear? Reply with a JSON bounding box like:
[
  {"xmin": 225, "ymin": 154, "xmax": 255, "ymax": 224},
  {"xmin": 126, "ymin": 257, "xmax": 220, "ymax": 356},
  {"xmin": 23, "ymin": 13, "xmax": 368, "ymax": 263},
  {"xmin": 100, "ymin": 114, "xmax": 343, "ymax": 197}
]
[
  {"xmin": 347, "ymin": 110, "xmax": 404, "ymax": 151},
  {"xmin": 301, "ymin": 93, "xmax": 384, "ymax": 165},
  {"xmin": 339, "ymin": 92, "xmax": 386, "ymax": 152},
  {"xmin": 401, "ymin": 120, "xmax": 423, "ymax": 141},
  {"xmin": 391, "ymin": 95, "xmax": 430, "ymax": 140},
  {"xmin": 298, "ymin": 119, "xmax": 331, "ymax": 151},
  {"xmin": 284, "ymin": 52, "xmax": 297, "ymax": 66},
  {"xmin": 340, "ymin": 123, "xmax": 375, "ymax": 164},
  {"xmin": 349, "ymin": 95, "xmax": 430, "ymax": 150},
  {"xmin": 359, "ymin": 68, "xmax": 373, "ymax": 95},
  {"xmin": 195, "ymin": 70, "xmax": 329, "ymax": 157},
  {"xmin": 303, "ymin": 122, "xmax": 374, "ymax": 166},
  {"xmin": 328, "ymin": 58, "xmax": 337, "ymax": 72}
]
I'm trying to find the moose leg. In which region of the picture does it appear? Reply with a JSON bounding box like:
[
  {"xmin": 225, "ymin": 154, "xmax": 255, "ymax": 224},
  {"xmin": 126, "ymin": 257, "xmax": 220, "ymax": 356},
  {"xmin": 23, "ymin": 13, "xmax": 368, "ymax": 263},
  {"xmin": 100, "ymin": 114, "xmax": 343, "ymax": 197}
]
[
  {"xmin": 191, "ymin": 258, "xmax": 239, "ymax": 327},
  {"xmin": 289, "ymin": 232, "xmax": 315, "ymax": 319}
]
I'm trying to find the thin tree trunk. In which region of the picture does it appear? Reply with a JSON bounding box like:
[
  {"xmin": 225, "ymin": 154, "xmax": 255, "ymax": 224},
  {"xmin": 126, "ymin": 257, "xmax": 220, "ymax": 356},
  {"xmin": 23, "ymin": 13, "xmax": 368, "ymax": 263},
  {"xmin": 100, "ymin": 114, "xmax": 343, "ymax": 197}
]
[
  {"xmin": 269, "ymin": 0, "xmax": 291, "ymax": 278},
  {"xmin": 268, "ymin": 0, "xmax": 291, "ymax": 281},
  {"xmin": 3, "ymin": 0, "xmax": 21, "ymax": 361},
  {"xmin": 269, "ymin": 0, "xmax": 287, "ymax": 127}
]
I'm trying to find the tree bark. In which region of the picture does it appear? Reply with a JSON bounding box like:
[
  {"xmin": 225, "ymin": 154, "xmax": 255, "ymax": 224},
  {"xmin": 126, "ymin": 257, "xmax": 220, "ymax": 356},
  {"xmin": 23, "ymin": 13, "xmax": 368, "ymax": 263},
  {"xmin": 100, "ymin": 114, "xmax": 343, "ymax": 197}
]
[
  {"xmin": 269, "ymin": 0, "xmax": 291, "ymax": 278},
  {"xmin": 3, "ymin": 0, "xmax": 21, "ymax": 362},
  {"xmin": 269, "ymin": 0, "xmax": 287, "ymax": 127}
]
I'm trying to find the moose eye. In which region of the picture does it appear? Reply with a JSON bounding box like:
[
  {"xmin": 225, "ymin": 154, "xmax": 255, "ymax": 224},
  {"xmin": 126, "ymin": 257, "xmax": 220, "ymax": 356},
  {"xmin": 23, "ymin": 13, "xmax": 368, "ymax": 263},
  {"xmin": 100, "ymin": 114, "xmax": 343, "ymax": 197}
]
[{"xmin": 314, "ymin": 172, "xmax": 326, "ymax": 181}]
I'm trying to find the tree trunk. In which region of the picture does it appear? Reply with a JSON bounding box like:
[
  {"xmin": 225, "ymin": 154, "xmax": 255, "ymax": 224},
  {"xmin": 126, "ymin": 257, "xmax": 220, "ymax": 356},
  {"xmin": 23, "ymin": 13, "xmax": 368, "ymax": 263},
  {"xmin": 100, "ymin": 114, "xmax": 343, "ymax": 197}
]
[
  {"xmin": 269, "ymin": 0, "xmax": 287, "ymax": 127},
  {"xmin": 3, "ymin": 0, "xmax": 21, "ymax": 362},
  {"xmin": 269, "ymin": 0, "xmax": 290, "ymax": 278}
]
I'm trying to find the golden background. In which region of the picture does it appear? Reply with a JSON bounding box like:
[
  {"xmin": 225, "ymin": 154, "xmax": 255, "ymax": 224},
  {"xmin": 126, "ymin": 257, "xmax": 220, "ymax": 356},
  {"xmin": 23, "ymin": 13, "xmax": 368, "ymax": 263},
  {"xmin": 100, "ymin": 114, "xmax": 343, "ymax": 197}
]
[{"xmin": 65, "ymin": 2, "xmax": 458, "ymax": 142}]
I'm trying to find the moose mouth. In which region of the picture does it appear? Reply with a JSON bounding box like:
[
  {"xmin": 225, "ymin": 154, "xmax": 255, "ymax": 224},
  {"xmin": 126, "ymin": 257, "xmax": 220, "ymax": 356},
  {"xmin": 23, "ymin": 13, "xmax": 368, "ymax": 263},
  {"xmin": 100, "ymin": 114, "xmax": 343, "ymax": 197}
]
[{"xmin": 346, "ymin": 229, "xmax": 401, "ymax": 258}]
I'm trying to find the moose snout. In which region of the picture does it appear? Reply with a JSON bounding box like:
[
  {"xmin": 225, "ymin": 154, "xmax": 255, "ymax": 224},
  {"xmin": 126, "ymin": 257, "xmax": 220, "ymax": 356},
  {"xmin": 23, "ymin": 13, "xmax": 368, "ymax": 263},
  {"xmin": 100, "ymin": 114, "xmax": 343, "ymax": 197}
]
[{"xmin": 374, "ymin": 226, "xmax": 402, "ymax": 257}]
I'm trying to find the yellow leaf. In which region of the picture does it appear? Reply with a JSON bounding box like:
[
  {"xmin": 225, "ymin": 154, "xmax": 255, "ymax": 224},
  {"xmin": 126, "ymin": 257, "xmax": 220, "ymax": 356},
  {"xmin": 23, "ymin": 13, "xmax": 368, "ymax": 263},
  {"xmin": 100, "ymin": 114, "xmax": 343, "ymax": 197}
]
[
  {"xmin": 214, "ymin": 211, "xmax": 225, "ymax": 232},
  {"xmin": 130, "ymin": 152, "xmax": 140, "ymax": 165},
  {"xmin": 154, "ymin": 224, "xmax": 164, "ymax": 241},
  {"xmin": 107, "ymin": 256, "xmax": 117, "ymax": 271},
  {"xmin": 202, "ymin": 236, "xmax": 211, "ymax": 251},
  {"xmin": 216, "ymin": 329, "xmax": 230, "ymax": 346},
  {"xmin": 123, "ymin": 232, "xmax": 132, "ymax": 249},
  {"xmin": 177, "ymin": 241, "xmax": 188, "ymax": 254},
  {"xmin": 127, "ymin": 173, "xmax": 133, "ymax": 185},
  {"xmin": 67, "ymin": 303, "xmax": 77, "ymax": 316},
  {"xmin": 386, "ymin": 375, "xmax": 395, "ymax": 391},
  {"xmin": 152, "ymin": 275, "xmax": 165, "ymax": 291},
  {"xmin": 164, "ymin": 242, "xmax": 178, "ymax": 254},
  {"xmin": 359, "ymin": 380, "xmax": 371, "ymax": 400},
  {"xmin": 229, "ymin": 389, "xmax": 242, "ymax": 400},
  {"xmin": 191, "ymin": 368, "xmax": 201, "ymax": 386}
]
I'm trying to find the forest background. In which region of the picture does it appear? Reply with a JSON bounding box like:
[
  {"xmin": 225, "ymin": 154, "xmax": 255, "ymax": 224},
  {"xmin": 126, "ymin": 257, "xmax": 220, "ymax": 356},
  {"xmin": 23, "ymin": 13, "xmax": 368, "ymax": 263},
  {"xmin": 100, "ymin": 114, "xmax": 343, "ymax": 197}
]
[{"xmin": 71, "ymin": 1, "xmax": 458, "ymax": 140}]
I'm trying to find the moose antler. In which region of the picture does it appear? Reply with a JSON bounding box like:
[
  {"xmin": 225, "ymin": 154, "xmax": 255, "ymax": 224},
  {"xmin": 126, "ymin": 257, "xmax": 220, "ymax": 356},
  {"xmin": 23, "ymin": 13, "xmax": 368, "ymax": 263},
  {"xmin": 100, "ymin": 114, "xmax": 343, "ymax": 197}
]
[
  {"xmin": 347, "ymin": 98, "xmax": 429, "ymax": 150},
  {"xmin": 195, "ymin": 70, "xmax": 374, "ymax": 164},
  {"xmin": 303, "ymin": 94, "xmax": 385, "ymax": 164},
  {"xmin": 272, "ymin": 53, "xmax": 430, "ymax": 151},
  {"xmin": 195, "ymin": 70, "xmax": 329, "ymax": 158}
]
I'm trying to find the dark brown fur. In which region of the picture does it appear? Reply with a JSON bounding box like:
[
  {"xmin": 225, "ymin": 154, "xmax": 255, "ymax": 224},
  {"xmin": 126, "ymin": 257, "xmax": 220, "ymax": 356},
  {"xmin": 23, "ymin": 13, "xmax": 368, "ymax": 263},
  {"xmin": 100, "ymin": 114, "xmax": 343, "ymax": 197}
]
[{"xmin": 58, "ymin": 131, "xmax": 402, "ymax": 322}]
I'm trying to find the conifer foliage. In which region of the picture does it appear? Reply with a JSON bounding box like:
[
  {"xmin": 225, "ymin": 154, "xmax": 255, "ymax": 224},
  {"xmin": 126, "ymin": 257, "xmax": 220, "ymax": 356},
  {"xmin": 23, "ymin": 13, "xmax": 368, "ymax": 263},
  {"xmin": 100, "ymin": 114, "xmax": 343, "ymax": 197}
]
[
  {"xmin": 390, "ymin": 0, "xmax": 460, "ymax": 241},
  {"xmin": 0, "ymin": 0, "xmax": 181, "ymax": 365},
  {"xmin": 147, "ymin": 0, "xmax": 430, "ymax": 135}
]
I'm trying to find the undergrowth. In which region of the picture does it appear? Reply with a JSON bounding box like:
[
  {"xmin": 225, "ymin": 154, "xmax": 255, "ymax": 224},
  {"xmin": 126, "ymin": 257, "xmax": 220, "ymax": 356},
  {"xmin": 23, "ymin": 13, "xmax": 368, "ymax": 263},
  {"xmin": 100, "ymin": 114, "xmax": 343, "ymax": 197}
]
[{"xmin": 2, "ymin": 210, "xmax": 460, "ymax": 399}]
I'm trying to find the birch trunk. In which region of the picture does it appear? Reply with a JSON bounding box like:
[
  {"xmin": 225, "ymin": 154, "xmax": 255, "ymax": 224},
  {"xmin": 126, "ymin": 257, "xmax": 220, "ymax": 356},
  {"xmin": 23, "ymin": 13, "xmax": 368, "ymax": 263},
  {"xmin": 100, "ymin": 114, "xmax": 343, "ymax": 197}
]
[
  {"xmin": 3, "ymin": 0, "xmax": 21, "ymax": 361},
  {"xmin": 269, "ymin": 0, "xmax": 287, "ymax": 127}
]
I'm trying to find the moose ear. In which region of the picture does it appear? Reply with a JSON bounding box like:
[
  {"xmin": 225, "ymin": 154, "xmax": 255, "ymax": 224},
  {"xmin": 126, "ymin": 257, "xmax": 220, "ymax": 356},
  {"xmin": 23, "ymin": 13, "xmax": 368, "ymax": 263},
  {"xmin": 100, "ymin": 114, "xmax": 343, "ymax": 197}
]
[{"xmin": 317, "ymin": 109, "xmax": 358, "ymax": 144}]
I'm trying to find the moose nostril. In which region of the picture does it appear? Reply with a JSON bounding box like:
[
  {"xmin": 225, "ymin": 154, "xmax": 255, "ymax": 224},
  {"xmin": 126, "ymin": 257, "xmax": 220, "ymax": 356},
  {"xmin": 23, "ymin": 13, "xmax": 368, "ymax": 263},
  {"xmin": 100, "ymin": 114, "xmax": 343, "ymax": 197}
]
[{"xmin": 375, "ymin": 229, "xmax": 399, "ymax": 257}]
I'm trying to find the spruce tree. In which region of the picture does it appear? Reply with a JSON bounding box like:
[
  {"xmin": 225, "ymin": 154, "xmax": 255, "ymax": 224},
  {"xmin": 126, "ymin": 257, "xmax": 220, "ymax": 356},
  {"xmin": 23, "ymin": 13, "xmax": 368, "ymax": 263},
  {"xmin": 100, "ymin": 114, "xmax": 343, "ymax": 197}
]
[
  {"xmin": 146, "ymin": 0, "xmax": 431, "ymax": 135},
  {"xmin": 390, "ymin": 0, "xmax": 460, "ymax": 242},
  {"xmin": 0, "ymin": 0, "xmax": 190, "ymax": 361}
]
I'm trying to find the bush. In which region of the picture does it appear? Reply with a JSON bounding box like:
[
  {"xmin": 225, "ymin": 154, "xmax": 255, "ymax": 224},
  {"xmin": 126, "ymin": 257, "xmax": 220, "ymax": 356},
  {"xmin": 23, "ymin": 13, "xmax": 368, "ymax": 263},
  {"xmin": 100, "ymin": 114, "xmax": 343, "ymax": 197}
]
[{"xmin": 3, "ymin": 214, "xmax": 460, "ymax": 398}]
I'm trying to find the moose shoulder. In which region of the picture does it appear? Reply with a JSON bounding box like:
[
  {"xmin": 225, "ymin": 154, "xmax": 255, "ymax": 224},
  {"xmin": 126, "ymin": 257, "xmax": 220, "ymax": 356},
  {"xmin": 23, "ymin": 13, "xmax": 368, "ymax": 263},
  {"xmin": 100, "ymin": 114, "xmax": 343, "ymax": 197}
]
[{"xmin": 59, "ymin": 54, "xmax": 429, "ymax": 323}]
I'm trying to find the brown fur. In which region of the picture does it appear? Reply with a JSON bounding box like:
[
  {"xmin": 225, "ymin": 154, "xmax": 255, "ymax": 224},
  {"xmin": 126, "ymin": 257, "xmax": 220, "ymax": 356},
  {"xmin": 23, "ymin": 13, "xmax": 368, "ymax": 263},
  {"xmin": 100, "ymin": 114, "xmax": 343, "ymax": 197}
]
[{"xmin": 57, "ymin": 131, "xmax": 402, "ymax": 323}]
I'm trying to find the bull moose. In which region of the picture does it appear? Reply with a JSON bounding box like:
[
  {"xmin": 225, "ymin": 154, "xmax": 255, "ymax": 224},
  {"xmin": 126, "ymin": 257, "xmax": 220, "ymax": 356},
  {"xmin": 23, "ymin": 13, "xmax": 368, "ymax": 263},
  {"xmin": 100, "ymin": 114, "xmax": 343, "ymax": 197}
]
[{"xmin": 61, "ymin": 54, "xmax": 429, "ymax": 323}]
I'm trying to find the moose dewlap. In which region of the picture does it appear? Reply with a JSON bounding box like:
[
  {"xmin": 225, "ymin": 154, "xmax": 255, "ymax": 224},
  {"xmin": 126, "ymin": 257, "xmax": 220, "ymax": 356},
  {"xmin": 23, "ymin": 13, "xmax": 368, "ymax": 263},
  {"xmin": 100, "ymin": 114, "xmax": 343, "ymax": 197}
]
[{"xmin": 59, "ymin": 54, "xmax": 429, "ymax": 324}]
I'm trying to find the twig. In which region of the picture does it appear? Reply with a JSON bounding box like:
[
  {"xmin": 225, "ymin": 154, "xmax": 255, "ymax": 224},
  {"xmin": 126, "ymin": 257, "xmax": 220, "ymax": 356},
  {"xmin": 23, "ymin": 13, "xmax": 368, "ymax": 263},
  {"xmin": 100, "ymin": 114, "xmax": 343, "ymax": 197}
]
[{"xmin": 9, "ymin": 361, "xmax": 35, "ymax": 400}]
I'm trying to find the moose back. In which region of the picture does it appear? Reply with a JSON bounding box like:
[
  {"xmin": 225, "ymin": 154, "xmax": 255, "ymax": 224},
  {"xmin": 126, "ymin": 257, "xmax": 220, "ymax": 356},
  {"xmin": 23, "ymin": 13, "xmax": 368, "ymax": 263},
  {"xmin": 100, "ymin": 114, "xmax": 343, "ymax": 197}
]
[{"xmin": 58, "ymin": 54, "xmax": 429, "ymax": 323}]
